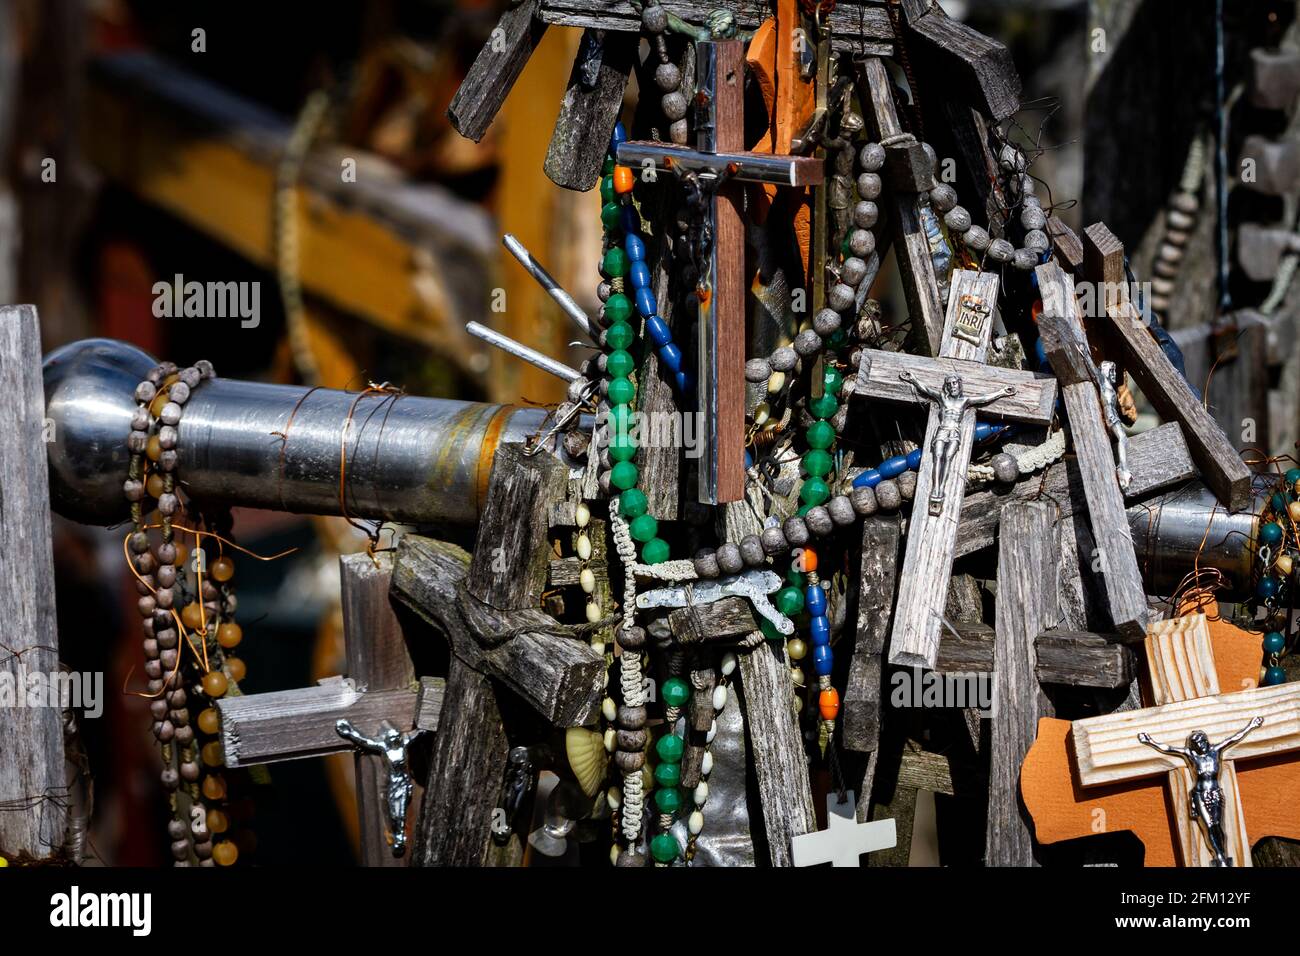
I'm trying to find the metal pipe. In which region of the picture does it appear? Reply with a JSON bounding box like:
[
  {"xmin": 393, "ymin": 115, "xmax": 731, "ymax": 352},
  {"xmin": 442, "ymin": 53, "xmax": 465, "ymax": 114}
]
[
  {"xmin": 44, "ymin": 338, "xmax": 577, "ymax": 527},
  {"xmin": 501, "ymin": 234, "xmax": 595, "ymax": 341},
  {"xmin": 465, "ymin": 322, "xmax": 583, "ymax": 384},
  {"xmin": 1127, "ymin": 477, "xmax": 1268, "ymax": 601}
]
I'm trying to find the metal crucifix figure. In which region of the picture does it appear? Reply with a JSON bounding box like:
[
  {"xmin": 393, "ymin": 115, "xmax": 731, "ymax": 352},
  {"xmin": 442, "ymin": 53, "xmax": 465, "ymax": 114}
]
[
  {"xmin": 336, "ymin": 718, "xmax": 426, "ymax": 857},
  {"xmin": 1138, "ymin": 716, "xmax": 1265, "ymax": 867},
  {"xmin": 899, "ymin": 370, "xmax": 1015, "ymax": 515}
]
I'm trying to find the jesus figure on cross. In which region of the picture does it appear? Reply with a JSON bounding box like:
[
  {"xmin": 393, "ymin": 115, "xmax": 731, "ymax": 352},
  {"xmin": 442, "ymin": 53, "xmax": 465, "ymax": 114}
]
[{"xmin": 899, "ymin": 371, "xmax": 1015, "ymax": 515}]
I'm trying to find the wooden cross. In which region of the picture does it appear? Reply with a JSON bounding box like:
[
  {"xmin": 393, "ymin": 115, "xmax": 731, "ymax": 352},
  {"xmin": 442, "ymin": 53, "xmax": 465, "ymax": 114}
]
[
  {"xmin": 617, "ymin": 39, "xmax": 822, "ymax": 505},
  {"xmin": 792, "ymin": 792, "xmax": 896, "ymax": 866},
  {"xmin": 217, "ymin": 552, "xmax": 445, "ymax": 865},
  {"xmin": 852, "ymin": 269, "xmax": 1059, "ymax": 670},
  {"xmin": 1070, "ymin": 614, "xmax": 1300, "ymax": 866}
]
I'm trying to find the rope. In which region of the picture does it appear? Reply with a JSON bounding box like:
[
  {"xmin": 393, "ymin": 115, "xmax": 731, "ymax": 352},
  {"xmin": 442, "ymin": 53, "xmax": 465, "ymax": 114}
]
[
  {"xmin": 966, "ymin": 427, "xmax": 1066, "ymax": 483},
  {"xmin": 609, "ymin": 497, "xmax": 646, "ymax": 843}
]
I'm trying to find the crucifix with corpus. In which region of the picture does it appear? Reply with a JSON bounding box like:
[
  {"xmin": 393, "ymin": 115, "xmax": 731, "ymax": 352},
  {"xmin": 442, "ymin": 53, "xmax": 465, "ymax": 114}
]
[
  {"xmin": 617, "ymin": 24, "xmax": 823, "ymax": 505},
  {"xmin": 852, "ymin": 268, "xmax": 1060, "ymax": 670}
]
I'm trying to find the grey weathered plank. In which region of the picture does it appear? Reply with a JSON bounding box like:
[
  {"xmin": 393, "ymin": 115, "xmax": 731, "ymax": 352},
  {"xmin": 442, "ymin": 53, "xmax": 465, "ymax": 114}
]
[
  {"xmin": 393, "ymin": 535, "xmax": 604, "ymax": 726},
  {"xmin": 448, "ymin": 0, "xmax": 549, "ymax": 142},
  {"xmin": 538, "ymin": 0, "xmax": 893, "ymax": 54},
  {"xmin": 668, "ymin": 596, "xmax": 757, "ymax": 644},
  {"xmin": 858, "ymin": 56, "xmax": 945, "ymax": 357},
  {"xmin": 217, "ymin": 677, "xmax": 444, "ymax": 768},
  {"xmin": 933, "ymin": 624, "xmax": 1134, "ymax": 689},
  {"xmin": 0, "ymin": 304, "xmax": 66, "ymax": 861},
  {"xmin": 544, "ymin": 29, "xmax": 637, "ymax": 191},
  {"xmin": 900, "ymin": 0, "xmax": 1020, "ymax": 121},
  {"xmin": 843, "ymin": 515, "xmax": 902, "ymax": 753},
  {"xmin": 1085, "ymin": 223, "xmax": 1252, "ymax": 511},
  {"xmin": 1038, "ymin": 261, "xmax": 1149, "ymax": 640},
  {"xmin": 855, "ymin": 348, "xmax": 1058, "ymax": 424},
  {"xmin": 955, "ymin": 421, "xmax": 1196, "ymax": 558},
  {"xmin": 341, "ymin": 552, "xmax": 422, "ymax": 866},
  {"xmin": 986, "ymin": 501, "xmax": 1056, "ymax": 866},
  {"xmin": 1047, "ymin": 215, "xmax": 1085, "ymax": 273},
  {"xmin": 548, "ymin": 556, "xmax": 610, "ymax": 589}
]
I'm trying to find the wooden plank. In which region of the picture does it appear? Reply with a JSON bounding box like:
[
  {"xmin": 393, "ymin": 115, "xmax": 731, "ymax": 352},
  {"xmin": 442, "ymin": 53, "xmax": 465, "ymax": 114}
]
[
  {"xmin": 537, "ymin": 0, "xmax": 894, "ymax": 54},
  {"xmin": 667, "ymin": 596, "xmax": 758, "ymax": 644},
  {"xmin": 899, "ymin": 0, "xmax": 1021, "ymax": 121},
  {"xmin": 986, "ymin": 500, "xmax": 1056, "ymax": 866},
  {"xmin": 1084, "ymin": 223, "xmax": 1252, "ymax": 511},
  {"xmin": 843, "ymin": 515, "xmax": 902, "ymax": 753},
  {"xmin": 887, "ymin": 269, "xmax": 1001, "ymax": 669},
  {"xmin": 544, "ymin": 29, "xmax": 637, "ymax": 191},
  {"xmin": 858, "ymin": 56, "xmax": 945, "ymax": 357},
  {"xmin": 217, "ymin": 678, "xmax": 442, "ymax": 768},
  {"xmin": 1047, "ymin": 216, "xmax": 1085, "ymax": 273},
  {"xmin": 448, "ymin": 0, "xmax": 549, "ymax": 142},
  {"xmin": 933, "ymin": 625, "xmax": 1134, "ymax": 689},
  {"xmin": 855, "ymin": 349, "xmax": 1057, "ymax": 424},
  {"xmin": 340, "ymin": 552, "xmax": 419, "ymax": 866},
  {"xmin": 1038, "ymin": 261, "xmax": 1149, "ymax": 640},
  {"xmin": 0, "ymin": 304, "xmax": 66, "ymax": 861},
  {"xmin": 955, "ymin": 421, "xmax": 1196, "ymax": 558}
]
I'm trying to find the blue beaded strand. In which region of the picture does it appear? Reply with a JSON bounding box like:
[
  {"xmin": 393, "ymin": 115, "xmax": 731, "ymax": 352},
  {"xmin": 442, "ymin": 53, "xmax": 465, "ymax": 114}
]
[{"xmin": 851, "ymin": 423, "xmax": 1013, "ymax": 489}]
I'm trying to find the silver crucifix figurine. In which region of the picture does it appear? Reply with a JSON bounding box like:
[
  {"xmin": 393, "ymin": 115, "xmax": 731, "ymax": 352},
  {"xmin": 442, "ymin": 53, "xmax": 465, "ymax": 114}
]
[
  {"xmin": 336, "ymin": 718, "xmax": 425, "ymax": 857},
  {"xmin": 899, "ymin": 371, "xmax": 1014, "ymax": 515},
  {"xmin": 1097, "ymin": 360, "xmax": 1132, "ymax": 492},
  {"xmin": 1137, "ymin": 716, "xmax": 1264, "ymax": 867}
]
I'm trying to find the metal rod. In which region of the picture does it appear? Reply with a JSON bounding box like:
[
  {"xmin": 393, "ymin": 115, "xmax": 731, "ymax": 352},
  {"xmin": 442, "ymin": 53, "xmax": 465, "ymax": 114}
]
[
  {"xmin": 43, "ymin": 339, "xmax": 580, "ymax": 527},
  {"xmin": 465, "ymin": 321, "xmax": 583, "ymax": 384},
  {"xmin": 501, "ymin": 234, "xmax": 595, "ymax": 340}
]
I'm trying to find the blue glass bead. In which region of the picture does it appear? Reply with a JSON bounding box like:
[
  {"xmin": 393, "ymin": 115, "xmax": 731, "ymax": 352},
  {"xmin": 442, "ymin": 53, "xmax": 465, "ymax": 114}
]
[
  {"xmin": 973, "ymin": 423, "xmax": 995, "ymax": 442},
  {"xmin": 646, "ymin": 315, "xmax": 672, "ymax": 347},
  {"xmin": 812, "ymin": 644, "xmax": 833, "ymax": 676},
  {"xmin": 629, "ymin": 261, "xmax": 651, "ymax": 291},
  {"xmin": 610, "ymin": 122, "xmax": 627, "ymax": 149},
  {"xmin": 1261, "ymin": 523, "xmax": 1284, "ymax": 547},
  {"xmin": 1035, "ymin": 339, "xmax": 1047, "ymax": 365},
  {"xmin": 625, "ymin": 233, "xmax": 646, "ymax": 262},
  {"xmin": 1264, "ymin": 631, "xmax": 1286, "ymax": 654},
  {"xmin": 805, "ymin": 584, "xmax": 827, "ymax": 616},
  {"xmin": 809, "ymin": 615, "xmax": 830, "ymax": 646},
  {"xmin": 635, "ymin": 287, "xmax": 657, "ymax": 318},
  {"xmin": 852, "ymin": 468, "xmax": 882, "ymax": 489},
  {"xmin": 659, "ymin": 342, "xmax": 683, "ymax": 373},
  {"xmin": 879, "ymin": 455, "xmax": 909, "ymax": 479},
  {"xmin": 675, "ymin": 370, "xmax": 693, "ymax": 392},
  {"xmin": 1264, "ymin": 666, "xmax": 1287, "ymax": 686},
  {"xmin": 744, "ymin": 451, "xmax": 753, "ymax": 469},
  {"xmin": 1259, "ymin": 576, "xmax": 1280, "ymax": 600},
  {"xmin": 906, "ymin": 448, "xmax": 923, "ymax": 469}
]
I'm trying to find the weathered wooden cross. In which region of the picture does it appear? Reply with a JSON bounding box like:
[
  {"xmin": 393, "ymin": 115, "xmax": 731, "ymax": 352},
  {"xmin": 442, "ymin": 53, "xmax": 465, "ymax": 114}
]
[
  {"xmin": 1070, "ymin": 614, "xmax": 1300, "ymax": 866},
  {"xmin": 617, "ymin": 38, "xmax": 822, "ymax": 505},
  {"xmin": 852, "ymin": 269, "xmax": 1059, "ymax": 670}
]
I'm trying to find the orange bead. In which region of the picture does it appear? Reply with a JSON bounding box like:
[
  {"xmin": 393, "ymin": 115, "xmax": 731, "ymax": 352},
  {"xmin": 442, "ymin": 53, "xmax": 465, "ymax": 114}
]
[
  {"xmin": 818, "ymin": 687, "xmax": 840, "ymax": 721},
  {"xmin": 206, "ymin": 808, "xmax": 229, "ymax": 834},
  {"xmin": 173, "ymin": 540, "xmax": 189, "ymax": 566},
  {"xmin": 146, "ymin": 472, "xmax": 165, "ymax": 499},
  {"xmin": 225, "ymin": 657, "xmax": 246, "ymax": 683},
  {"xmin": 1030, "ymin": 299, "xmax": 1043, "ymax": 324},
  {"xmin": 613, "ymin": 165, "xmax": 635, "ymax": 194},
  {"xmin": 201, "ymin": 670, "xmax": 228, "ymax": 699},
  {"xmin": 181, "ymin": 603, "xmax": 205, "ymax": 631},
  {"xmin": 201, "ymin": 774, "xmax": 227, "ymax": 801},
  {"xmin": 145, "ymin": 435, "xmax": 162, "ymax": 462},
  {"xmin": 163, "ymin": 373, "xmax": 180, "ymax": 388},
  {"xmin": 212, "ymin": 840, "xmax": 238, "ymax": 867},
  {"xmin": 201, "ymin": 740, "xmax": 225, "ymax": 767},
  {"xmin": 210, "ymin": 556, "xmax": 235, "ymax": 582},
  {"xmin": 798, "ymin": 548, "xmax": 818, "ymax": 573},
  {"xmin": 197, "ymin": 707, "xmax": 220, "ymax": 735},
  {"xmin": 217, "ymin": 622, "xmax": 242, "ymax": 649},
  {"xmin": 149, "ymin": 391, "xmax": 169, "ymax": 418}
]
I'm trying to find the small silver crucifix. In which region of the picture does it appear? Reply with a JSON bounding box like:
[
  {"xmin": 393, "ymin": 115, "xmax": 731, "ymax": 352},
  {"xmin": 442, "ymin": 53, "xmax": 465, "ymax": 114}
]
[{"xmin": 336, "ymin": 718, "xmax": 425, "ymax": 857}]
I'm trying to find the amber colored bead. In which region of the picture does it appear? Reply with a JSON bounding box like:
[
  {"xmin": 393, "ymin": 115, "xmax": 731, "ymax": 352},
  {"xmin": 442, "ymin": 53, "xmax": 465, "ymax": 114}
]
[
  {"xmin": 798, "ymin": 548, "xmax": 818, "ymax": 573},
  {"xmin": 146, "ymin": 472, "xmax": 165, "ymax": 499},
  {"xmin": 613, "ymin": 165, "xmax": 635, "ymax": 194},
  {"xmin": 201, "ymin": 740, "xmax": 224, "ymax": 767},
  {"xmin": 201, "ymin": 670, "xmax": 229, "ymax": 698},
  {"xmin": 210, "ymin": 556, "xmax": 233, "ymax": 582},
  {"xmin": 212, "ymin": 841, "xmax": 238, "ymax": 867},
  {"xmin": 217, "ymin": 622, "xmax": 242, "ymax": 649},
  {"xmin": 145, "ymin": 435, "xmax": 162, "ymax": 462},
  {"xmin": 207, "ymin": 809, "xmax": 229, "ymax": 834},
  {"xmin": 197, "ymin": 707, "xmax": 220, "ymax": 735},
  {"xmin": 819, "ymin": 687, "xmax": 840, "ymax": 721},
  {"xmin": 201, "ymin": 774, "xmax": 227, "ymax": 801},
  {"xmin": 149, "ymin": 391, "xmax": 169, "ymax": 418},
  {"xmin": 181, "ymin": 603, "xmax": 205, "ymax": 631},
  {"xmin": 173, "ymin": 540, "xmax": 189, "ymax": 565},
  {"xmin": 225, "ymin": 657, "xmax": 246, "ymax": 682}
]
